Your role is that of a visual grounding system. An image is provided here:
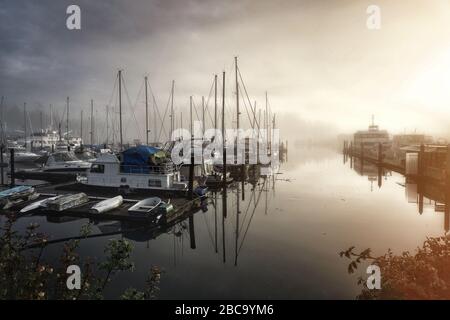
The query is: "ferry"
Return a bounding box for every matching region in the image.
[353,116,390,148]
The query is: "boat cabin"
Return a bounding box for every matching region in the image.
[84,146,187,191]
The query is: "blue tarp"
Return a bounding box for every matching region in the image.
[121,146,161,173]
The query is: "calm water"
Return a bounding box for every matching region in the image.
[4,146,447,299]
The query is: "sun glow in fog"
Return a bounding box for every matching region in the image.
[403,47,450,114]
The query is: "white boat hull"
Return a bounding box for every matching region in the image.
[19,196,58,213]
[90,196,123,214]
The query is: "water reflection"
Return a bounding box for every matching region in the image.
[11,146,439,299]
[18,165,278,274]
[345,154,450,234]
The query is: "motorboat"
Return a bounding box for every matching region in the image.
[42,151,91,173]
[14,151,41,163]
[89,195,123,214]
[45,193,89,211]
[0,186,40,210]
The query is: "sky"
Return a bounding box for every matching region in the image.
[1,0,450,143]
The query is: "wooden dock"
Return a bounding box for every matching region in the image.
[343,141,450,183]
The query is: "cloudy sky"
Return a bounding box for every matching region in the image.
[1,0,450,143]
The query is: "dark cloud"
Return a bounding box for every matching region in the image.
[1,0,449,142]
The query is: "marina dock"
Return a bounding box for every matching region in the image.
[343,141,450,184]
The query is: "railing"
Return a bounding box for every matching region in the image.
[119,163,175,175]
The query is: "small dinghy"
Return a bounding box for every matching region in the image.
[90,196,123,214]
[128,197,174,217]
[19,196,59,213]
[45,193,89,212]
[128,197,162,215]
[0,186,39,210]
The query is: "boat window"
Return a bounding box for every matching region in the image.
[121,177,127,183]
[90,164,105,173]
[148,179,162,187]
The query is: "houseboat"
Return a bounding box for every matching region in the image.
[80,146,188,193]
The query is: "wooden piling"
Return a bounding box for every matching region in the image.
[189,215,196,249]
[419,144,425,179]
[188,96,194,200]
[377,142,382,164]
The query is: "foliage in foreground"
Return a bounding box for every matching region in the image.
[341,236,450,299]
[0,216,162,300]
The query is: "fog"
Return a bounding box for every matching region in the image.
[2,0,450,144]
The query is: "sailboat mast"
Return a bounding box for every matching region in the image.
[222,71,227,188]
[180,111,183,139]
[80,109,83,148]
[66,96,69,142]
[235,57,239,131]
[106,105,109,146]
[23,102,27,148]
[214,75,218,131]
[170,80,175,140]
[145,76,149,145]
[265,91,268,148]
[189,96,194,200]
[40,111,43,150]
[49,104,53,131]
[202,96,205,138]
[119,70,123,150]
[90,99,94,146]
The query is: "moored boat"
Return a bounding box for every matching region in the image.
[19,196,59,213]
[43,151,91,173]
[0,186,39,210]
[128,197,174,218]
[82,146,187,193]
[89,195,123,214]
[45,193,89,212]
[128,197,162,215]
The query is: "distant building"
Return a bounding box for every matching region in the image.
[353,117,390,148]
[392,134,433,150]
[392,134,434,164]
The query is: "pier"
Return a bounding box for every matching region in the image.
[343,141,450,184]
